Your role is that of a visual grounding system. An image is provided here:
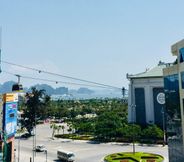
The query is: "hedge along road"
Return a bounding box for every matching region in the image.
[14,124,169,162]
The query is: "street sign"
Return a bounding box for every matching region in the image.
[157,92,165,105]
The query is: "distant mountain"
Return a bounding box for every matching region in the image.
[55,87,68,95]
[0,81,122,99]
[0,81,16,93]
[77,87,94,94]
[0,81,69,95]
[30,84,68,95]
[31,84,55,95]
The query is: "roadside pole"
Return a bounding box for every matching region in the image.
[32,127,34,162]
[131,104,136,154]
[45,150,47,162]
[156,92,166,146]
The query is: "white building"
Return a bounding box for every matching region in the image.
[127,62,168,127]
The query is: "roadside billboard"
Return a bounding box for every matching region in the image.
[3,102,18,137]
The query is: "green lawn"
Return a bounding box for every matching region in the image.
[104,152,164,162]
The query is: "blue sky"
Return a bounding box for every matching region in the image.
[0,0,183,89]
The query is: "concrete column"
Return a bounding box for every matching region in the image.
[144,86,154,124]
[128,83,132,123]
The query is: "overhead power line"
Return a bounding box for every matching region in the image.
[3,71,118,89]
[2,60,121,90]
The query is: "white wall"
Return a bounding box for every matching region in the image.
[128,77,164,124]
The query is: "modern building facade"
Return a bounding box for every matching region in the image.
[127,62,167,127]
[163,39,184,161]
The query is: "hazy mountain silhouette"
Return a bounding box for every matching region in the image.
[31,84,68,95]
[0,81,121,99]
[77,87,94,94]
[0,81,17,93]
[0,81,93,95]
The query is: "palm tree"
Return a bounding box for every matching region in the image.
[22,87,46,135]
[50,123,58,138]
[57,125,61,135]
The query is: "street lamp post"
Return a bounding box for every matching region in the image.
[131,104,136,154]
[17,123,21,162]
[34,113,37,157]
[122,86,136,153]
[32,126,34,162]
[45,150,47,162]
[162,107,166,146]
[156,92,166,146]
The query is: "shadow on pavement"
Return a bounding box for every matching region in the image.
[86,141,101,144]
[53,159,62,162]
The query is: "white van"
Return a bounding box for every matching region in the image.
[57,149,75,162]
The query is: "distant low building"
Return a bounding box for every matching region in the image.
[127,62,169,127]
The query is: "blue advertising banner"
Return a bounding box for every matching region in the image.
[3,102,18,138]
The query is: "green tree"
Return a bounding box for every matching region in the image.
[141,125,163,140]
[50,123,58,138]
[118,124,141,141]
[75,119,95,134]
[57,125,61,135]
[21,87,50,134]
[61,125,65,134]
[94,111,123,141]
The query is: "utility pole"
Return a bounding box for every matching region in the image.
[32,126,35,162]
[130,79,136,154]
[12,75,23,162]
[156,92,166,146]
[45,150,47,162]
[162,107,166,146]
[131,104,136,154]
[34,111,36,157]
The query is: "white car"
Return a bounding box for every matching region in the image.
[35,145,47,152]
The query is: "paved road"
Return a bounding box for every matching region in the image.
[15,124,169,162]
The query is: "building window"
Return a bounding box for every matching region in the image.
[181,72,184,89]
[179,48,184,63]
[183,99,184,116]
[134,88,146,125]
[163,74,183,161]
[153,88,164,128]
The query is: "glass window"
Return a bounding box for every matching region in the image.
[134,88,146,125]
[179,48,184,63]
[181,72,184,89]
[163,74,184,161]
[183,99,184,116]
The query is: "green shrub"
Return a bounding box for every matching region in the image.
[141,125,163,139]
